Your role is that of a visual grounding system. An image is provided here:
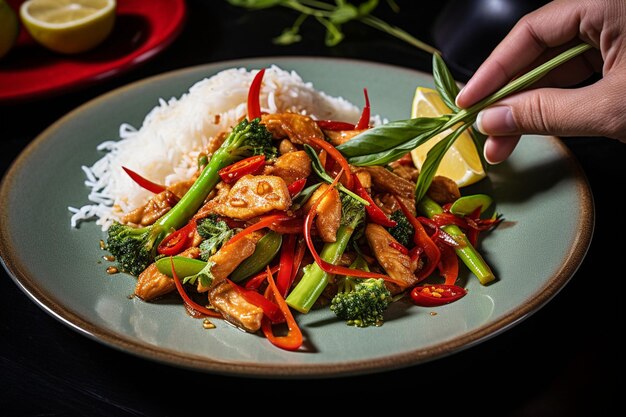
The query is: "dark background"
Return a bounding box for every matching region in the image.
[1,1,623,415]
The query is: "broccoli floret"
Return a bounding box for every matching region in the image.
[106,118,277,276]
[196,215,236,261]
[330,278,392,328]
[387,209,414,248]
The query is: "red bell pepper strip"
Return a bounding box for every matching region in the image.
[287,178,307,197]
[316,120,356,131]
[276,234,296,297]
[245,265,280,290]
[303,171,404,285]
[389,241,409,255]
[410,284,467,307]
[355,88,371,130]
[227,279,284,323]
[122,166,166,194]
[267,217,303,235]
[157,221,196,256]
[225,213,292,247]
[437,242,459,285]
[394,196,440,281]
[353,174,396,227]
[170,257,222,318]
[247,68,265,121]
[290,237,306,284]
[307,136,354,190]
[262,266,303,351]
[218,154,266,184]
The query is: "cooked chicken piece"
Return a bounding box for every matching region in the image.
[304,183,341,243]
[357,166,414,199]
[205,130,229,155]
[365,223,419,293]
[390,164,419,182]
[122,190,179,226]
[264,150,311,185]
[261,113,325,146]
[353,170,371,190]
[167,179,195,199]
[374,193,416,216]
[192,182,231,220]
[134,247,201,301]
[325,129,366,146]
[278,139,297,154]
[428,175,461,205]
[212,175,291,220]
[208,280,264,333]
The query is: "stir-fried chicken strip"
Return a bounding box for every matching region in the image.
[374,193,416,216]
[264,150,312,185]
[428,175,461,205]
[208,281,264,333]
[304,183,341,243]
[134,247,201,301]
[357,166,414,199]
[212,175,291,220]
[278,139,297,154]
[365,223,419,293]
[261,113,325,146]
[324,129,367,146]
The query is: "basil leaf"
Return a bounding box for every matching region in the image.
[433,52,460,112]
[414,126,469,203]
[336,116,450,157]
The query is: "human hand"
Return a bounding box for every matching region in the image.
[455,0,626,164]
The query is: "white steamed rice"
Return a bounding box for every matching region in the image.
[69,65,373,230]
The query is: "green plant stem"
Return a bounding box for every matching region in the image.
[418,196,495,285]
[361,15,439,55]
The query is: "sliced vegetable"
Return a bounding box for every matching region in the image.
[276,234,296,297]
[410,284,467,307]
[229,231,283,282]
[353,174,396,227]
[244,265,280,290]
[122,166,166,194]
[156,256,207,278]
[307,136,354,190]
[170,257,221,318]
[218,154,266,184]
[225,213,292,247]
[228,279,283,323]
[449,194,493,216]
[355,88,371,130]
[262,266,303,351]
[247,68,265,120]
[287,178,307,197]
[316,120,356,131]
[157,221,196,256]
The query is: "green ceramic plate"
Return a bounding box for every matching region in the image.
[0,57,594,377]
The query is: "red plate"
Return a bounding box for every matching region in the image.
[0,0,186,103]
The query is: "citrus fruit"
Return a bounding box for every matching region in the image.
[410,86,486,187]
[19,0,116,54]
[0,0,19,60]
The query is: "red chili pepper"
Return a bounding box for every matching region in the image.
[353,174,397,227]
[247,68,265,121]
[410,284,467,307]
[355,88,371,130]
[303,171,404,285]
[316,120,356,131]
[262,266,303,351]
[267,217,303,235]
[287,178,307,197]
[307,136,354,190]
[122,166,166,194]
[394,196,441,281]
[437,243,459,285]
[228,279,284,323]
[170,257,222,318]
[218,154,266,184]
[245,265,280,290]
[276,234,296,297]
[157,221,196,256]
[290,237,306,284]
[409,246,423,264]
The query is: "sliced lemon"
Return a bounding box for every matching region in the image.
[410,86,485,187]
[20,0,115,54]
[0,0,19,60]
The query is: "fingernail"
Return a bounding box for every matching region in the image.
[476,106,516,135]
[454,87,465,107]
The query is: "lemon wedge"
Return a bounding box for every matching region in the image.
[20,0,115,54]
[0,0,19,60]
[410,86,485,187]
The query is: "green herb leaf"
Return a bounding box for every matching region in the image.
[329,3,358,24]
[432,52,460,112]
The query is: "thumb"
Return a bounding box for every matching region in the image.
[475,78,626,140]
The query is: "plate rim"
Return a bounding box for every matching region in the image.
[0,56,595,378]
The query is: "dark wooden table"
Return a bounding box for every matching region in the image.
[1,1,622,415]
